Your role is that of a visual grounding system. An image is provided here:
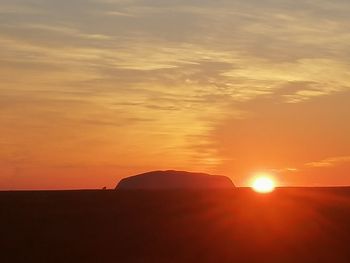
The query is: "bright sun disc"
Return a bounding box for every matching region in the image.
[252,177,275,193]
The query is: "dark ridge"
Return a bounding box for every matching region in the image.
[116,170,235,190]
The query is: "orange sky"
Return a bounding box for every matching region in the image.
[0,0,349,189]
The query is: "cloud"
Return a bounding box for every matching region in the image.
[0,2,43,14]
[1,0,350,104]
[306,156,350,168]
[1,0,350,188]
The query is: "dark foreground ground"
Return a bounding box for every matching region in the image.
[1,188,350,263]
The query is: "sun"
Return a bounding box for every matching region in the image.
[252,175,276,193]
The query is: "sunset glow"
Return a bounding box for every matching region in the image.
[0,0,349,190]
[252,176,276,193]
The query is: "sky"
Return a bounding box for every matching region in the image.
[0,0,349,189]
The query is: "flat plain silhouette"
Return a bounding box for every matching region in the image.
[2,187,350,262]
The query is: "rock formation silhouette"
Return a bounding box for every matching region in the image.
[116,170,235,189]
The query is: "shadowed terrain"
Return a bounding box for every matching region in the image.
[2,188,350,262]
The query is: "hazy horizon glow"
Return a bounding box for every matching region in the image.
[1,0,349,189]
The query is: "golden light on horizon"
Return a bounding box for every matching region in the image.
[252,175,276,193]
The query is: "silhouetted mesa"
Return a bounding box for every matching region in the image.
[116,170,235,190]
